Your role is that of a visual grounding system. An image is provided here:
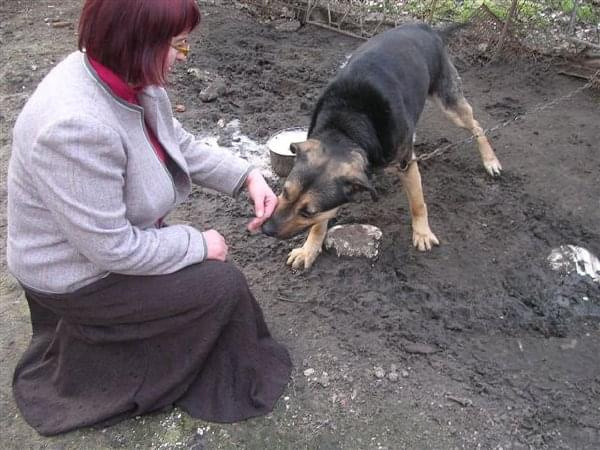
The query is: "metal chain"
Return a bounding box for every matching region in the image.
[411,69,599,165]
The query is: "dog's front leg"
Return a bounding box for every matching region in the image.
[287,220,328,270]
[399,161,440,251]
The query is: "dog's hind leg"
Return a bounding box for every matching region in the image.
[433,63,502,176]
[398,160,440,251]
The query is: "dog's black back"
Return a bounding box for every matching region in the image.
[308,23,456,168]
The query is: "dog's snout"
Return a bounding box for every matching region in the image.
[261,219,276,237]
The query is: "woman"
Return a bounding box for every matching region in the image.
[7,0,291,436]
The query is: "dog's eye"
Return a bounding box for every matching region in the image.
[299,208,314,218]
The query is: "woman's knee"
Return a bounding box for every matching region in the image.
[200,260,249,303]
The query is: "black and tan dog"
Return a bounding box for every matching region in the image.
[262,23,502,269]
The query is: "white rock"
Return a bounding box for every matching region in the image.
[275,20,301,32]
[303,368,315,377]
[548,245,600,283]
[318,371,330,387]
[325,224,382,259]
[373,366,385,379]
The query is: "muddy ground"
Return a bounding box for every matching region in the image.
[1,0,599,449]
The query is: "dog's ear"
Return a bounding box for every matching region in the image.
[341,175,379,202]
[290,140,321,155]
[289,141,312,155]
[289,142,302,155]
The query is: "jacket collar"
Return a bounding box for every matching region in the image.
[81,52,189,178]
[87,57,139,104]
[82,52,161,113]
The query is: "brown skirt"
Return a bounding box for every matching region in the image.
[13,261,292,436]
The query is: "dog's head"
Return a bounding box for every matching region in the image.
[262,138,378,239]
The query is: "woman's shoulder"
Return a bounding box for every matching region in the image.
[17,53,142,138]
[41,51,89,89]
[25,52,103,114]
[14,54,124,156]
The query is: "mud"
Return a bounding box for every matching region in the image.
[1,1,599,448]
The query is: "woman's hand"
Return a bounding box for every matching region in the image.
[245,168,278,233]
[202,229,228,261]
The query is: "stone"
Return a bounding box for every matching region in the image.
[318,372,330,387]
[404,343,440,355]
[373,366,385,379]
[324,224,382,260]
[187,67,207,80]
[200,79,227,103]
[274,20,301,33]
[548,245,600,283]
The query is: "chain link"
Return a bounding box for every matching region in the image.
[408,69,599,166]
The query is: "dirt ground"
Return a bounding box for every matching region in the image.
[1,0,599,449]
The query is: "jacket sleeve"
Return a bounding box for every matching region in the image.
[30,116,208,275]
[172,118,252,197]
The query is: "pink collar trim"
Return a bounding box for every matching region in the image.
[88,57,139,104]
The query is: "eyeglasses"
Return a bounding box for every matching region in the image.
[170,41,190,57]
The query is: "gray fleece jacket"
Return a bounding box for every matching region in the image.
[7,51,251,293]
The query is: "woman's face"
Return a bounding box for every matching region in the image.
[165,31,190,75]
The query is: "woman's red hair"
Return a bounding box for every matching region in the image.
[78,0,200,86]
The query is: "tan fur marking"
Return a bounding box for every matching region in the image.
[398,162,439,251]
[298,139,327,166]
[276,203,339,239]
[332,150,367,177]
[283,179,301,201]
[433,96,502,176]
[287,220,330,269]
[304,221,329,249]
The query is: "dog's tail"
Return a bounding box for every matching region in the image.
[436,22,470,43]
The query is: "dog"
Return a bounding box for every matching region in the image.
[262,23,502,269]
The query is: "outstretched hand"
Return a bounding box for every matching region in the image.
[244,168,277,233]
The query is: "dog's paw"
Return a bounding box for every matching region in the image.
[287,247,320,270]
[484,158,502,176]
[413,229,440,251]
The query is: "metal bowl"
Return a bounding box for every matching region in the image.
[266,127,308,177]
